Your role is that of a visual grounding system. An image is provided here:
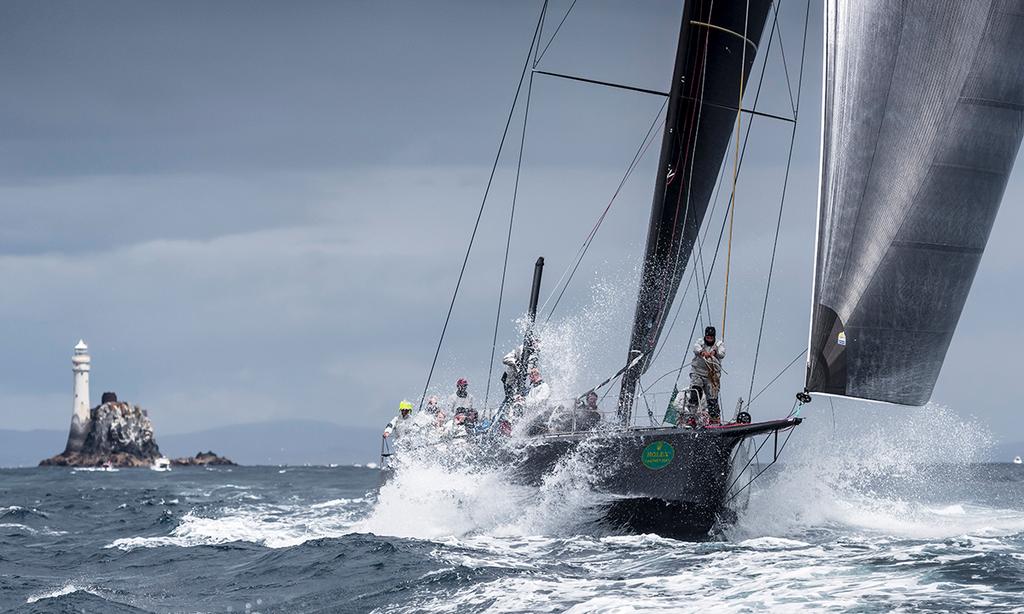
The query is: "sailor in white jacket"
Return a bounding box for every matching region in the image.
[446,378,475,418]
[689,326,725,423]
[522,367,551,410]
[383,400,414,439]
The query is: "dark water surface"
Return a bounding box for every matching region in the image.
[2,461,1023,613]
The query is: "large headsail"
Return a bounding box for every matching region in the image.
[807,0,1024,405]
[618,0,772,422]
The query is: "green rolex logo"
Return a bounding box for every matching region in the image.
[641,441,674,470]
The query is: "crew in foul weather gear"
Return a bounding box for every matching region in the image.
[446,378,476,419]
[383,400,414,439]
[425,395,441,415]
[520,367,550,410]
[443,411,471,439]
[573,390,602,430]
[501,345,537,402]
[690,326,725,424]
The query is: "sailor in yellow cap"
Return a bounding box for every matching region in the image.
[383,400,414,439]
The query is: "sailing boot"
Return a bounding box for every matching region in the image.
[682,387,701,427]
[707,398,721,425]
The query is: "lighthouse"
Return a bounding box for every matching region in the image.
[65,340,92,454]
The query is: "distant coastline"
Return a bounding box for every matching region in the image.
[2,420,380,468]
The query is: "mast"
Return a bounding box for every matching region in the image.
[617,0,771,424]
[527,256,544,322]
[514,257,544,395]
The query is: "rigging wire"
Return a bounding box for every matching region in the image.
[830,396,836,438]
[747,347,806,406]
[417,2,548,410]
[539,98,668,322]
[724,424,797,505]
[655,0,717,355]
[534,0,578,68]
[639,4,781,390]
[484,68,536,409]
[719,0,751,340]
[745,0,812,406]
[645,129,732,370]
[640,1,735,390]
[769,0,798,116]
[668,0,800,393]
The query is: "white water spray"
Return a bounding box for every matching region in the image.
[733,403,1024,540]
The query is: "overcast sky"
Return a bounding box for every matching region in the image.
[2,1,1021,447]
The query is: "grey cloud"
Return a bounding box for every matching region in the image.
[1,0,1021,451]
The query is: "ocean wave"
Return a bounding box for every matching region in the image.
[106,498,369,551]
[0,505,49,521]
[0,522,67,536]
[374,532,1024,613]
[733,405,1024,541]
[26,583,103,604]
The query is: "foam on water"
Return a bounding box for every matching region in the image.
[6,458,1021,612]
[26,584,104,604]
[732,403,1024,541]
[338,396,1024,611]
[108,496,370,551]
[383,529,1022,613]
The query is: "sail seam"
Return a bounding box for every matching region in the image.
[889,241,984,255]
[959,96,1024,111]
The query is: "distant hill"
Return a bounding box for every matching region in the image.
[0,420,381,467]
[0,429,67,468]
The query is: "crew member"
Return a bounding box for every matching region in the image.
[690,326,726,424]
[501,345,536,403]
[574,390,602,430]
[425,395,441,415]
[447,378,477,422]
[519,367,550,410]
[383,400,414,439]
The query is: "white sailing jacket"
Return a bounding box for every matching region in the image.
[690,339,726,378]
[383,413,411,438]
[524,380,551,409]
[446,392,475,415]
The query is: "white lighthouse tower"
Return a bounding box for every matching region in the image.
[65,339,92,454]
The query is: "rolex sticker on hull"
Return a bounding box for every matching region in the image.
[641,441,674,470]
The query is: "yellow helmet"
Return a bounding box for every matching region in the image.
[398,400,414,412]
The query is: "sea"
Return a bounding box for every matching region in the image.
[3,413,1024,613]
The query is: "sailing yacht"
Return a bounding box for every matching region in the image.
[404,0,1024,539]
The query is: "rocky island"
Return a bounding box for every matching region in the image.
[171,451,237,466]
[39,342,236,468]
[39,393,237,468]
[40,395,161,467]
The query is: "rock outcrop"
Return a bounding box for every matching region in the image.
[171,451,237,466]
[40,401,161,467]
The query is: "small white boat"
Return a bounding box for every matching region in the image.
[151,457,172,472]
[1014,456,1022,465]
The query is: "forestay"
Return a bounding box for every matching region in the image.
[807,0,1024,405]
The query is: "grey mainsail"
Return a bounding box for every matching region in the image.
[618,0,772,422]
[807,0,1024,405]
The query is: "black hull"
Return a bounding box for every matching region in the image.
[500,419,800,539]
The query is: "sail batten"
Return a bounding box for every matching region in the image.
[617,0,772,422]
[807,0,1024,406]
